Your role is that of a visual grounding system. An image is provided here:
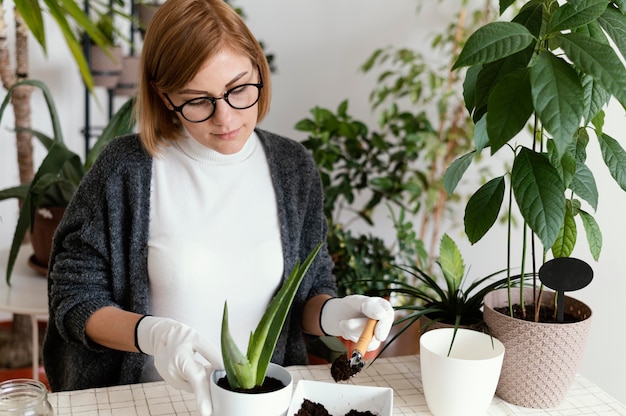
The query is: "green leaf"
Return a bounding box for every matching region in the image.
[598,132,626,191]
[464,176,506,244]
[15,0,46,49]
[511,148,566,248]
[221,243,321,389]
[453,22,534,69]
[558,32,626,110]
[597,5,626,65]
[443,151,475,195]
[486,68,533,153]
[547,0,608,34]
[580,209,602,260]
[530,52,584,154]
[221,302,252,390]
[438,234,464,294]
[570,162,598,210]
[582,74,610,124]
[551,203,576,258]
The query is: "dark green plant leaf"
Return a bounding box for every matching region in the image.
[547,140,576,188]
[570,162,598,210]
[500,0,516,14]
[558,32,626,110]
[582,74,610,125]
[464,176,506,244]
[598,132,626,191]
[486,68,533,153]
[473,115,489,153]
[580,209,602,260]
[511,148,566,249]
[453,22,534,69]
[551,203,576,258]
[597,5,626,65]
[443,151,475,195]
[462,64,481,115]
[547,0,608,34]
[530,52,584,154]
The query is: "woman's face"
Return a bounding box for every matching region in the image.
[162,49,260,155]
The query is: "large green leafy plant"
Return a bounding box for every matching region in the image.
[220,243,321,390]
[444,0,626,315]
[0,79,135,283]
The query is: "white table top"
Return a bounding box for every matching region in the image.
[48,355,626,415]
[0,248,48,316]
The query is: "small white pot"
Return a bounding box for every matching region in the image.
[209,363,293,416]
[420,328,505,416]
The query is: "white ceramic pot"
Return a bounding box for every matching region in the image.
[209,363,293,416]
[420,328,505,416]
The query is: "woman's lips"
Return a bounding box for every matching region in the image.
[213,128,240,141]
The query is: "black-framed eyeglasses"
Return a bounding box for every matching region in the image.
[164,68,263,123]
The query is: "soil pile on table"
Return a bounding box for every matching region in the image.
[294,398,378,416]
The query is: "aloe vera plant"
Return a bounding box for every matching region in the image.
[220,242,322,390]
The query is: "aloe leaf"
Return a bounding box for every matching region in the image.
[598,133,626,191]
[580,209,602,260]
[221,302,253,390]
[443,151,475,195]
[250,243,322,386]
[464,176,505,244]
[558,32,626,110]
[551,205,576,258]
[453,22,534,69]
[547,0,608,34]
[511,148,566,249]
[530,52,584,154]
[486,67,533,153]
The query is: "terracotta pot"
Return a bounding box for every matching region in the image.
[90,45,123,89]
[114,55,140,97]
[210,363,292,416]
[483,287,592,408]
[30,207,65,275]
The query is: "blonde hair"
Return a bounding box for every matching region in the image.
[135,0,272,155]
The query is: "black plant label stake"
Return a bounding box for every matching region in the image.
[538,257,593,322]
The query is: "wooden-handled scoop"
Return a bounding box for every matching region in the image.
[331,318,377,382]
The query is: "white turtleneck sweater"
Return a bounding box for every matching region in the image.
[147,131,284,354]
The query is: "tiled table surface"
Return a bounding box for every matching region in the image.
[49,355,626,415]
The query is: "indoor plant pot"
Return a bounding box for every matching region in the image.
[90,44,123,89]
[483,287,592,408]
[30,206,65,275]
[420,327,505,416]
[114,55,140,97]
[209,362,292,416]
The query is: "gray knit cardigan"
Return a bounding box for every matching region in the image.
[43,129,337,392]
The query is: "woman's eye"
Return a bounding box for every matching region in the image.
[229,85,248,95]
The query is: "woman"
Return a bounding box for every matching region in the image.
[43,0,393,414]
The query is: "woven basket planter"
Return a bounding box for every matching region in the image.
[90,45,123,89]
[483,287,592,408]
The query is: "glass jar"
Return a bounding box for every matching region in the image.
[0,379,53,415]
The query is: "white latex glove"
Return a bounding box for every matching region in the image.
[136,316,223,415]
[320,295,394,351]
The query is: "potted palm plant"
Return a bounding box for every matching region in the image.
[444,0,626,408]
[0,79,135,284]
[209,243,321,416]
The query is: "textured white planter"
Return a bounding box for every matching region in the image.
[420,328,505,416]
[483,287,592,408]
[209,363,293,416]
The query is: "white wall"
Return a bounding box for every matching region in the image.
[0,0,624,405]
